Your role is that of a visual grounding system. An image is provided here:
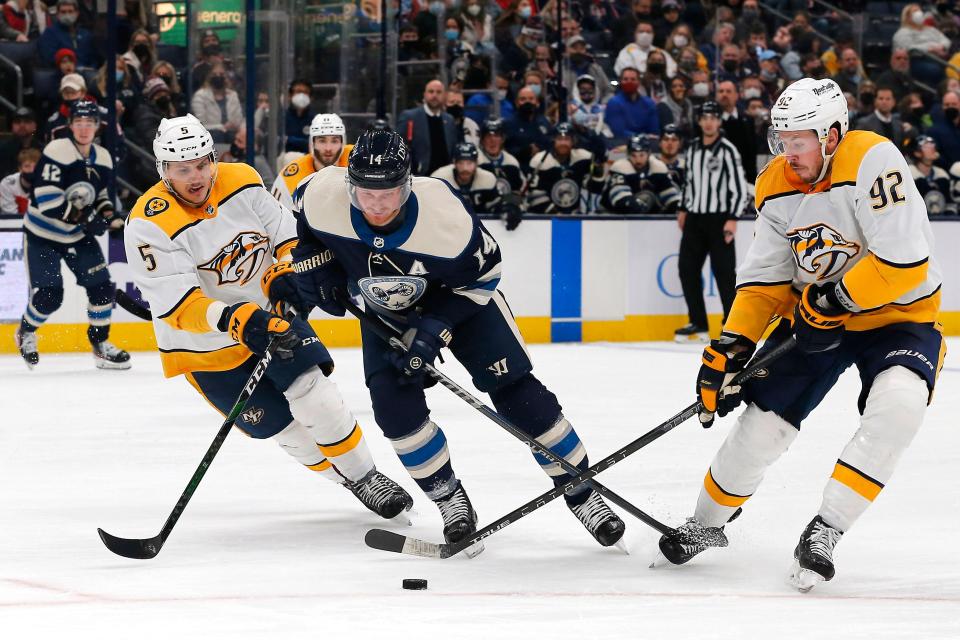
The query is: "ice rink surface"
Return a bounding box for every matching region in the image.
[1,340,958,639]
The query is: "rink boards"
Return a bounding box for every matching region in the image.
[1,218,959,353]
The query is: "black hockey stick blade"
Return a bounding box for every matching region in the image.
[115,289,153,321]
[97,528,163,560]
[364,529,454,559]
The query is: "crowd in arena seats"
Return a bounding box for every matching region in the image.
[1,0,960,220]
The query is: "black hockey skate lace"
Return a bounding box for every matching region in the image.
[571,492,615,532]
[355,473,402,510]
[806,521,841,561]
[437,488,472,525]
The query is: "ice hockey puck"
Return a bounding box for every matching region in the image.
[402,578,428,590]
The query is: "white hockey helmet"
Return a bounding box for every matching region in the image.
[310,113,345,140]
[767,78,848,182]
[153,114,217,194]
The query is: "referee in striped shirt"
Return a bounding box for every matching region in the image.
[675,100,749,343]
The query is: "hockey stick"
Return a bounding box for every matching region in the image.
[340,294,676,536]
[115,289,153,321]
[363,337,796,558]
[97,326,287,559]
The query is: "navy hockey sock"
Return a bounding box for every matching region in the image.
[86,282,114,345]
[388,420,458,500]
[21,286,63,332]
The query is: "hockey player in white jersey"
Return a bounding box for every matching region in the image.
[270,113,352,210]
[124,114,412,520]
[656,78,944,591]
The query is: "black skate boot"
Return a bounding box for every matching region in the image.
[435,482,484,558]
[15,328,39,369]
[567,490,626,549]
[674,323,709,344]
[653,517,729,566]
[93,340,132,370]
[346,470,414,520]
[788,515,843,592]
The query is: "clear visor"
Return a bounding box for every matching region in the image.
[346,178,412,213]
[162,153,217,181]
[767,129,824,156]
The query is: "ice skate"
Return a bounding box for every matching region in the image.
[347,470,414,523]
[435,482,484,558]
[787,516,842,593]
[567,490,627,551]
[650,517,728,568]
[15,328,39,369]
[93,341,132,370]
[674,323,709,344]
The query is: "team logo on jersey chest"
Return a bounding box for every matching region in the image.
[551,178,581,209]
[787,223,860,280]
[199,231,271,286]
[145,197,169,216]
[358,275,427,311]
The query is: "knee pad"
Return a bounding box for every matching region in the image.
[31,287,64,315]
[726,404,799,468]
[283,368,354,437]
[85,280,115,306]
[853,366,927,466]
[489,373,562,437]
[367,371,430,439]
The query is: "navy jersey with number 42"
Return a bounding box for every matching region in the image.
[296,166,503,327]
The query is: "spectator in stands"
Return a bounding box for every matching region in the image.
[831,47,868,95]
[775,27,804,81]
[132,76,174,145]
[121,28,155,90]
[0,146,38,217]
[493,0,534,41]
[688,68,713,108]
[907,135,954,215]
[655,0,684,47]
[504,85,551,167]
[605,67,660,141]
[615,21,676,78]
[715,79,757,182]
[459,0,494,55]
[152,60,185,114]
[191,29,224,91]
[0,107,41,177]
[92,55,138,124]
[819,30,856,78]
[699,22,735,71]
[740,75,769,106]
[744,96,771,144]
[612,0,654,51]
[446,86,479,145]
[497,15,542,79]
[715,44,748,85]
[44,72,90,139]
[532,43,557,89]
[799,52,826,80]
[757,50,785,97]
[666,26,705,73]
[191,61,244,146]
[657,74,694,138]
[894,4,951,86]
[220,125,274,183]
[874,49,915,101]
[899,91,929,133]
[282,79,315,154]
[38,0,97,68]
[566,35,611,103]
[570,74,612,140]
[397,78,457,175]
[928,90,960,170]
[852,81,877,127]
[522,68,548,110]
[1,0,46,41]
[54,46,75,75]
[854,87,906,148]
[643,49,670,103]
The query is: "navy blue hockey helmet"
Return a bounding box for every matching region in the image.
[661,123,682,139]
[347,128,412,209]
[554,122,575,139]
[628,134,653,154]
[481,117,505,136]
[69,100,100,123]
[453,141,479,162]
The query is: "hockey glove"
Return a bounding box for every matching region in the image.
[218,302,300,360]
[291,246,348,317]
[697,332,756,428]
[794,282,852,353]
[389,315,453,384]
[500,197,524,231]
[261,261,310,316]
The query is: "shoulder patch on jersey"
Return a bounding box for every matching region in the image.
[830,130,888,185]
[283,162,300,177]
[145,196,169,217]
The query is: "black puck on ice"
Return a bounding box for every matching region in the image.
[402,578,428,590]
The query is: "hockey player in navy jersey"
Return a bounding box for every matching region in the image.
[15,101,130,370]
[292,128,626,554]
[602,134,680,214]
[526,122,605,214]
[430,142,502,214]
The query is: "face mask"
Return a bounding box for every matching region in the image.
[496,88,507,100]
[518,102,537,116]
[859,92,875,108]
[760,69,778,81]
[528,83,542,97]
[945,107,960,122]
[523,37,538,50]
[722,59,738,72]
[445,28,460,41]
[59,13,77,26]
[133,43,150,59]
[570,53,589,65]
[753,108,769,121]
[743,8,758,18]
[446,104,464,119]
[115,70,124,82]
[155,96,171,110]
[210,75,226,90]
[911,10,924,24]
[911,106,925,119]
[635,32,653,48]
[519,6,531,18]
[230,143,243,158]
[647,62,666,75]
[466,3,481,16]
[620,79,639,94]
[579,92,595,104]
[202,44,221,57]
[291,92,310,109]
[158,75,173,88]
[680,58,697,71]
[743,87,762,99]
[429,1,444,15]
[673,35,688,48]
[692,82,709,97]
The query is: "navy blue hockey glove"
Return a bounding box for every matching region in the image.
[697,332,756,428]
[261,261,311,316]
[217,302,300,359]
[389,316,453,384]
[291,246,347,317]
[500,193,524,231]
[794,282,852,353]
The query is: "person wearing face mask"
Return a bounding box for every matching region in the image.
[191,29,227,91]
[928,90,960,170]
[757,50,785,96]
[504,85,552,167]
[894,3,952,86]
[614,22,677,79]
[688,70,712,106]
[38,0,100,68]
[715,44,748,85]
[191,61,245,147]
[605,67,660,142]
[129,77,177,189]
[898,92,930,133]
[282,80,316,154]
[654,0,684,47]
[498,16,543,79]
[459,0,494,54]
[566,36,612,103]
[122,28,156,90]
[45,72,106,142]
[570,75,612,139]
[445,87,480,146]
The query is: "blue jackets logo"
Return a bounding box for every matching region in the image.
[786,222,860,280]
[199,231,271,286]
[358,276,427,311]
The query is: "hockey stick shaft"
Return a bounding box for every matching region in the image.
[341,296,675,535]
[115,289,153,321]
[366,337,796,557]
